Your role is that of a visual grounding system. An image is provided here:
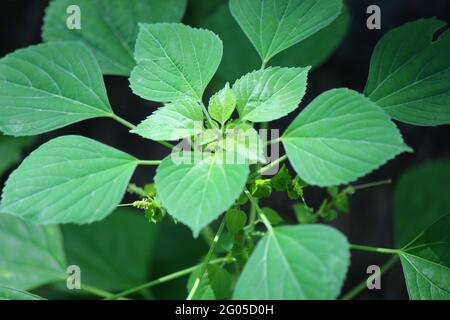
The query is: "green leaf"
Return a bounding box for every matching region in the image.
[151,219,208,299]
[365,18,450,126]
[270,4,350,68]
[0,286,45,300]
[208,83,236,125]
[395,160,450,247]
[0,134,35,176]
[0,214,65,290]
[286,176,304,200]
[233,224,350,299]
[399,214,450,300]
[317,201,337,222]
[222,124,266,164]
[207,264,232,299]
[186,264,232,300]
[282,88,411,186]
[0,42,112,136]
[155,151,249,236]
[42,0,187,75]
[0,135,138,224]
[261,207,283,225]
[233,67,309,122]
[203,3,349,83]
[251,179,272,198]
[130,23,223,102]
[225,208,247,235]
[293,203,317,224]
[271,164,292,192]
[61,209,157,291]
[229,0,342,63]
[131,99,203,141]
[187,267,215,300]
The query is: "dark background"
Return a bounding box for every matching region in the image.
[1,0,449,299]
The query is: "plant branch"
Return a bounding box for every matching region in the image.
[261,60,267,69]
[79,283,116,299]
[251,155,288,179]
[245,189,273,232]
[266,138,280,145]
[341,255,399,300]
[110,114,174,149]
[106,257,231,300]
[351,179,392,191]
[199,101,215,129]
[187,218,227,300]
[350,244,400,255]
[138,160,162,166]
[110,113,136,130]
[200,226,215,246]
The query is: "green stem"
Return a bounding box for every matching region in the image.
[201,226,215,246]
[110,114,174,149]
[138,160,162,166]
[110,113,136,130]
[266,138,280,145]
[249,204,257,231]
[244,189,273,232]
[106,257,230,300]
[251,155,288,179]
[187,219,226,300]
[351,179,392,191]
[117,203,134,207]
[350,244,400,255]
[79,283,115,299]
[199,101,215,129]
[341,255,399,300]
[261,60,267,70]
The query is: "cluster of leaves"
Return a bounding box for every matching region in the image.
[0,0,449,300]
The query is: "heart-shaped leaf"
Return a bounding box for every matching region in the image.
[203,3,350,82]
[395,160,450,247]
[282,88,411,186]
[229,0,342,63]
[131,99,203,141]
[155,151,249,236]
[399,214,450,300]
[233,67,309,122]
[0,214,65,290]
[233,224,350,299]
[130,23,223,102]
[0,135,138,224]
[43,0,187,75]
[0,42,112,136]
[365,18,450,126]
[61,209,157,291]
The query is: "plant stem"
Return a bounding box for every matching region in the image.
[201,226,215,246]
[117,203,135,207]
[266,138,280,145]
[106,257,230,300]
[110,113,136,130]
[350,244,400,255]
[244,189,273,232]
[110,114,174,149]
[187,219,226,300]
[251,154,288,179]
[79,283,115,299]
[199,101,215,129]
[341,255,399,300]
[261,60,267,69]
[351,179,392,191]
[138,160,162,166]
